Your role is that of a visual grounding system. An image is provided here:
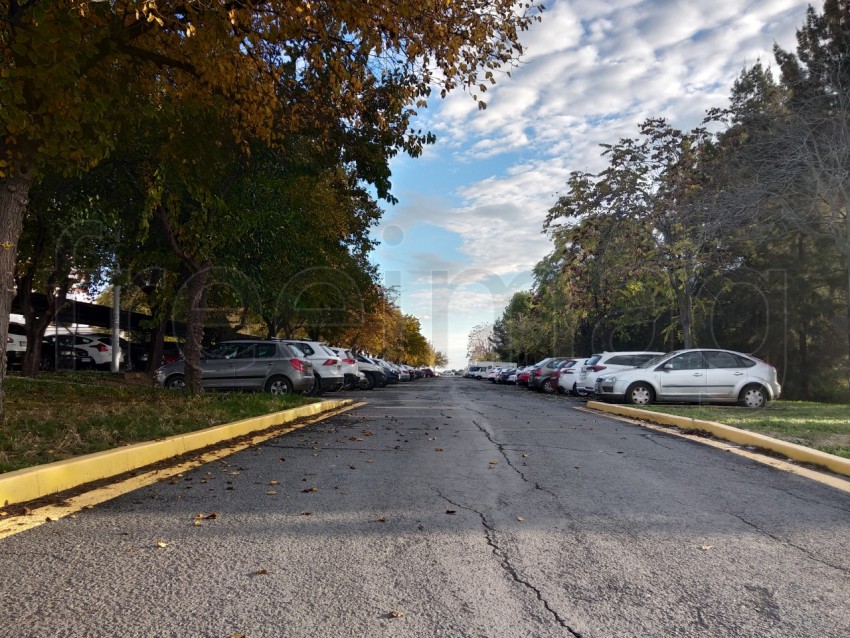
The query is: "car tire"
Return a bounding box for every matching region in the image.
[265,375,293,396]
[541,378,555,394]
[572,383,589,397]
[626,382,654,406]
[739,384,767,408]
[363,373,376,390]
[165,374,186,390]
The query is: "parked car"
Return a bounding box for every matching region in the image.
[155,339,314,395]
[352,353,389,389]
[280,339,344,395]
[161,343,184,366]
[529,357,569,393]
[577,351,666,395]
[593,349,781,408]
[42,333,125,370]
[330,347,362,390]
[555,358,587,395]
[39,339,94,371]
[5,322,27,368]
[506,369,518,384]
[497,368,515,384]
[370,357,400,384]
[516,365,533,387]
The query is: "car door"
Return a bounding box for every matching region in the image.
[704,350,749,400]
[656,351,707,401]
[234,342,282,389]
[201,343,242,388]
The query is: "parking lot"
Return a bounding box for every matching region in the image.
[2,377,849,637]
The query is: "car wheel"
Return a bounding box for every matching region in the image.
[266,375,293,396]
[572,383,588,397]
[165,374,186,390]
[363,373,376,390]
[541,378,555,394]
[626,382,654,406]
[378,377,388,388]
[739,384,767,408]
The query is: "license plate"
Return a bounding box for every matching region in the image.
[81,357,92,363]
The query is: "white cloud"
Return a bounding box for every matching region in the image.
[379,0,812,365]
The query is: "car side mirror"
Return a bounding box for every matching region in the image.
[662,363,673,371]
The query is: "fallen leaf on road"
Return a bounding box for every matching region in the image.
[267,491,278,495]
[362,430,374,436]
[350,437,364,442]
[489,461,498,465]
[435,448,444,452]
[388,610,405,618]
[302,487,317,493]
[300,511,312,516]
[517,516,525,522]
[376,516,386,523]
[156,540,168,548]
[269,480,280,486]
[445,509,456,515]
[255,568,269,576]
[701,545,714,551]
[522,454,528,458]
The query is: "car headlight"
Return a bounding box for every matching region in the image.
[600,376,618,383]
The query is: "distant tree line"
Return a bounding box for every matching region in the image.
[490,0,850,402]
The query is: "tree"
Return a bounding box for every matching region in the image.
[0,0,543,408]
[466,322,495,361]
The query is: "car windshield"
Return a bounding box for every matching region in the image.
[638,352,677,369]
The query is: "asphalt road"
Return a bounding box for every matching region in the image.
[2,378,850,637]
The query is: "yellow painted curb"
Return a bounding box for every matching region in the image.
[587,401,850,478]
[0,399,353,508]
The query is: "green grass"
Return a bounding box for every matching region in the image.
[0,372,315,473]
[638,401,850,459]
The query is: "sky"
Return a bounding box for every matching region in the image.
[369,0,813,369]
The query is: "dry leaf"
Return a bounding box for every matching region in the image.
[300,511,312,516]
[522,454,528,458]
[445,509,457,515]
[269,480,280,486]
[204,512,218,520]
[701,544,714,551]
[267,491,278,495]
[301,487,317,493]
[489,461,498,465]
[516,516,525,522]
[362,430,374,436]
[376,516,386,523]
[388,610,405,618]
[350,437,364,442]
[156,540,168,548]
[255,568,269,576]
[434,448,444,452]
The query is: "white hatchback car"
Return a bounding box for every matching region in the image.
[578,351,665,395]
[594,349,781,408]
[280,340,344,395]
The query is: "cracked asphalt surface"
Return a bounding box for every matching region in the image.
[3,378,850,637]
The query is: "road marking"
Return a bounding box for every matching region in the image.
[0,403,365,541]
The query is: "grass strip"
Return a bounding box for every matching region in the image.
[638,401,850,459]
[1,372,315,473]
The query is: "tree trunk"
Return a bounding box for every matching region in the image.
[183,266,211,395]
[0,173,32,419]
[147,316,168,375]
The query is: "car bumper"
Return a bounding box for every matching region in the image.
[318,374,344,391]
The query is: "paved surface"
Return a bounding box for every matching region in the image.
[2,378,850,637]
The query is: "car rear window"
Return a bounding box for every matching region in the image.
[8,323,26,335]
[605,355,635,366]
[584,355,602,366]
[320,344,338,357]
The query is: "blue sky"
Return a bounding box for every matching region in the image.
[370,0,812,369]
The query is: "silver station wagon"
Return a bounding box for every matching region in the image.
[593,348,781,408]
[155,340,314,395]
